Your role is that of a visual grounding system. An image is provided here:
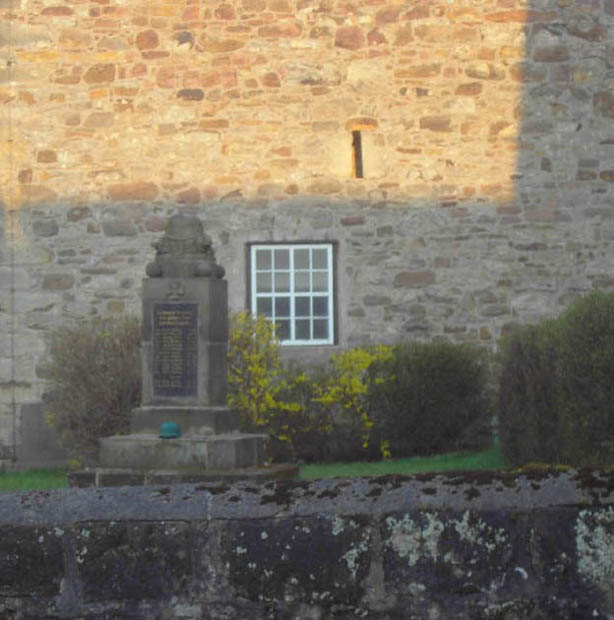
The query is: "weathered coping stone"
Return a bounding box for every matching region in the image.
[67,464,299,487]
[0,470,613,619]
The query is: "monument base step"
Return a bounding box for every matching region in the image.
[67,463,299,488]
[131,405,239,435]
[99,432,267,470]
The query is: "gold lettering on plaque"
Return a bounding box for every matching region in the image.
[153,303,198,397]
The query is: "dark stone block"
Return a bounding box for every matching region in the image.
[363,295,391,306]
[382,510,516,604]
[529,508,584,594]
[0,526,64,596]
[220,515,369,605]
[102,218,137,237]
[42,274,75,291]
[76,521,193,602]
[32,220,59,237]
[177,88,204,101]
[67,471,96,488]
[97,471,146,487]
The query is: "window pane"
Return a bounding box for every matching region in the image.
[256,297,272,317]
[256,272,271,293]
[313,272,328,292]
[313,296,328,317]
[295,272,310,292]
[313,248,328,269]
[276,320,290,341]
[274,249,289,269]
[250,244,334,345]
[256,249,271,270]
[295,319,310,340]
[274,271,290,292]
[275,296,290,317]
[295,296,310,316]
[313,319,328,340]
[294,248,309,269]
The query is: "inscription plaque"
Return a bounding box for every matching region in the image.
[153,303,198,397]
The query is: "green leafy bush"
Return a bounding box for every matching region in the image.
[557,291,614,466]
[41,316,141,465]
[228,314,493,462]
[367,341,493,458]
[498,291,614,467]
[497,321,562,466]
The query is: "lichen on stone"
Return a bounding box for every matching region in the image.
[341,529,370,579]
[576,506,614,584]
[385,512,444,566]
[331,516,358,536]
[452,510,509,555]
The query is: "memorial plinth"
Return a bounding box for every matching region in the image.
[90,214,297,486]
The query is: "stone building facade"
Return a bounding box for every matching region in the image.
[1,0,614,465]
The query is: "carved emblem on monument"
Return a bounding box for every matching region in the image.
[166,281,185,300]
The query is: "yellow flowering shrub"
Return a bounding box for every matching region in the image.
[227,312,393,461]
[314,345,393,459]
[227,311,325,460]
[227,310,283,432]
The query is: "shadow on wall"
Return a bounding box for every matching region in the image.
[514,0,614,317]
[1,0,614,467]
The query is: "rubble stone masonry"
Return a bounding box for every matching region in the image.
[1,0,614,463]
[1,471,614,618]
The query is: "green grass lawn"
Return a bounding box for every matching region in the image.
[0,468,68,491]
[0,447,507,489]
[298,446,507,480]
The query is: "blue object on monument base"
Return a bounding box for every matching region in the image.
[159,421,181,439]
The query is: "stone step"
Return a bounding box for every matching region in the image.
[130,406,240,435]
[99,432,267,470]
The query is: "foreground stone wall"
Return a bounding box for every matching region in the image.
[2,0,614,463]
[0,471,613,619]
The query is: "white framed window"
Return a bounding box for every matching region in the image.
[250,243,335,345]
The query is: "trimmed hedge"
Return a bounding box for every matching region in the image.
[367,341,493,458]
[557,292,614,466]
[498,321,562,466]
[499,291,614,467]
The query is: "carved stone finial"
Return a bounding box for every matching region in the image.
[145,213,225,279]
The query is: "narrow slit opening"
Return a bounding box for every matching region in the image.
[352,130,364,179]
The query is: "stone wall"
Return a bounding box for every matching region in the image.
[1,0,614,463]
[1,471,614,618]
